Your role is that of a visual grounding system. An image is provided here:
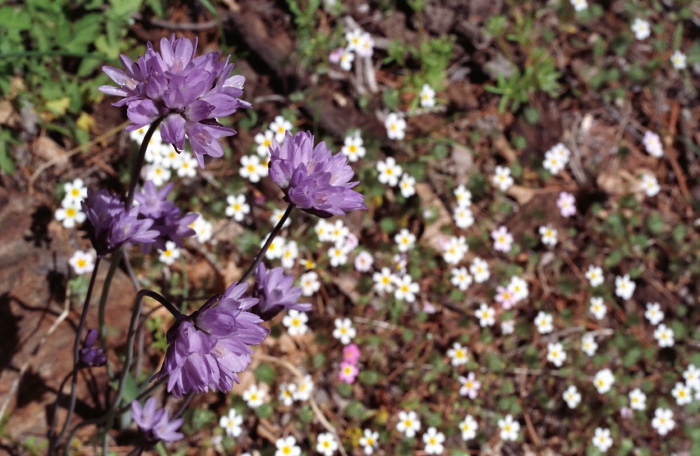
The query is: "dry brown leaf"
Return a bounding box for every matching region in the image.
[414,182,452,252]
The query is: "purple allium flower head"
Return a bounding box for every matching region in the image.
[153,282,269,397]
[99,35,251,168]
[134,180,197,251]
[251,263,312,320]
[131,397,184,445]
[82,190,159,257]
[269,131,367,218]
[79,329,106,367]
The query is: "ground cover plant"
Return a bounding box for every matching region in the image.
[0,0,699,455]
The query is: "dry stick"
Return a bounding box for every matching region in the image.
[50,257,102,455]
[28,120,130,195]
[254,353,348,456]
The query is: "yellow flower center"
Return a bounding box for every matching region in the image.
[66,208,76,217]
[349,145,357,152]
[77,259,86,268]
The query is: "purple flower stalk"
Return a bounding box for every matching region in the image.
[131,397,184,445]
[251,263,311,320]
[99,35,251,167]
[82,190,159,257]
[78,329,106,367]
[269,131,366,218]
[153,282,269,397]
[134,180,197,251]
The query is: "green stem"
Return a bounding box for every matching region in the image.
[239,204,295,283]
[125,117,165,209]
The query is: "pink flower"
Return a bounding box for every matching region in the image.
[329,48,344,64]
[491,226,513,253]
[343,344,361,365]
[458,372,481,399]
[494,286,516,310]
[338,362,359,383]
[557,192,576,217]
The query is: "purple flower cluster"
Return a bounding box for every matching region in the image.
[78,329,106,367]
[251,263,311,320]
[269,131,366,218]
[134,181,197,251]
[99,35,251,167]
[153,282,269,397]
[131,397,183,445]
[82,190,159,257]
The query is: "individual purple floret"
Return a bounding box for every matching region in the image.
[251,263,311,320]
[99,35,251,168]
[78,329,106,367]
[134,181,196,251]
[269,131,367,218]
[152,282,269,397]
[82,190,159,257]
[131,397,184,445]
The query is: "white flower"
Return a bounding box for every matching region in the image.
[670,50,687,70]
[242,384,266,408]
[631,18,651,40]
[174,151,198,177]
[653,323,674,347]
[592,427,613,452]
[589,297,607,320]
[640,173,660,197]
[55,199,86,229]
[470,257,490,283]
[293,374,314,401]
[628,388,646,411]
[643,131,664,158]
[422,427,445,455]
[396,410,421,438]
[671,382,692,405]
[314,219,333,242]
[450,267,473,291]
[394,229,416,252]
[225,194,250,221]
[393,274,419,302]
[507,276,529,302]
[270,208,292,230]
[651,408,675,436]
[454,184,472,208]
[614,274,635,300]
[219,408,243,437]
[145,163,171,186]
[275,436,301,456]
[593,368,615,394]
[534,311,553,334]
[399,173,416,198]
[316,432,338,456]
[373,267,395,293]
[262,235,286,260]
[300,271,320,296]
[239,155,264,183]
[442,235,469,264]
[546,342,567,367]
[453,206,474,229]
[280,240,298,269]
[341,132,366,162]
[539,225,558,246]
[160,146,182,169]
[476,303,496,327]
[278,382,297,406]
[542,148,568,175]
[501,320,515,334]
[62,178,87,205]
[581,333,598,356]
[563,385,581,409]
[419,84,436,108]
[458,415,478,441]
[585,265,604,287]
[339,48,355,70]
[354,251,374,272]
[447,342,469,366]
[328,244,349,267]
[385,113,407,140]
[282,310,309,336]
[683,364,700,390]
[492,165,514,191]
[68,250,95,275]
[645,302,664,325]
[333,318,356,345]
[269,115,293,143]
[254,130,275,156]
[359,429,379,454]
[498,415,520,441]
[345,29,363,53]
[158,241,180,265]
[377,157,403,186]
[190,215,212,243]
[570,0,588,12]
[491,226,513,252]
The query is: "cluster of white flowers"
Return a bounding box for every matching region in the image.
[132,128,199,184]
[442,235,469,264]
[55,178,88,229]
[242,115,293,183]
[278,374,314,406]
[384,113,407,140]
[189,213,213,243]
[542,143,571,175]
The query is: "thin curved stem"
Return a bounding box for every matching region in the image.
[49,257,102,455]
[98,250,123,381]
[125,118,165,210]
[239,204,295,283]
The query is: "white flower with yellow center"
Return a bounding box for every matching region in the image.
[254,130,275,156]
[476,303,495,327]
[225,193,250,221]
[631,18,651,40]
[242,384,266,408]
[581,333,598,356]
[274,436,301,456]
[146,163,171,186]
[62,178,87,205]
[263,235,286,260]
[534,311,553,334]
[333,318,356,345]
[640,173,660,197]
[377,156,403,186]
[158,241,180,265]
[563,385,581,408]
[300,271,320,296]
[282,310,308,337]
[422,427,444,454]
[585,265,604,287]
[394,228,416,253]
[396,410,421,438]
[359,429,379,454]
[547,342,567,367]
[218,408,242,437]
[419,84,436,108]
[614,274,635,300]
[593,368,615,394]
[459,415,478,441]
[393,274,419,303]
[589,296,607,320]
[293,374,314,401]
[278,382,297,406]
[492,166,513,191]
[69,250,95,275]
[654,323,674,348]
[592,427,612,452]
[470,257,490,283]
[269,115,293,143]
[672,382,691,405]
[239,154,263,183]
[498,415,520,441]
[447,342,468,366]
[384,113,407,141]
[670,50,687,70]
[399,173,416,198]
[628,388,646,411]
[316,432,338,456]
[372,267,395,293]
[341,132,366,162]
[651,408,675,435]
[570,0,588,12]
[539,225,558,246]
